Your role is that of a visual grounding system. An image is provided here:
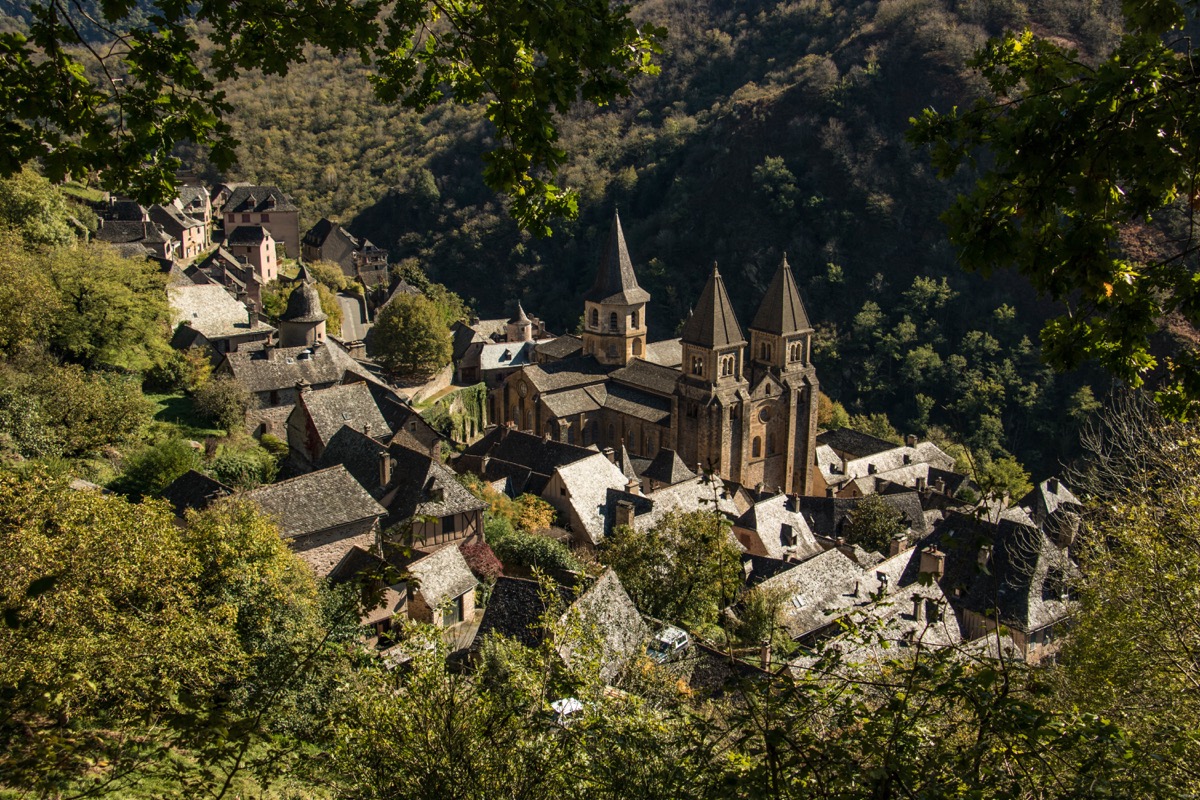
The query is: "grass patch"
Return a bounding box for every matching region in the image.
[145,392,224,439]
[60,181,107,204]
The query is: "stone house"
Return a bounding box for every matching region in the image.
[406,546,478,628]
[301,218,389,281]
[245,465,387,577]
[222,185,300,257]
[168,283,274,356]
[224,224,278,284]
[149,202,207,261]
[287,382,389,466]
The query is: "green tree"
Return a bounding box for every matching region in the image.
[910,0,1200,415]
[842,493,907,554]
[45,241,172,372]
[600,508,740,631]
[847,412,903,444]
[373,293,452,378]
[1,0,663,232]
[0,228,58,354]
[0,168,76,246]
[194,375,252,433]
[111,437,200,500]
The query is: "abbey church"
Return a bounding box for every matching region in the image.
[489,212,821,495]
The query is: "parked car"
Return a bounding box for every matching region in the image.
[647,626,690,664]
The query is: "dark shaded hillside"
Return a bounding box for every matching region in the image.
[202,0,1121,473]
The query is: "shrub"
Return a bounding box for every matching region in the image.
[489,527,580,575]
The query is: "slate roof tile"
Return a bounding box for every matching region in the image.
[246,465,385,538]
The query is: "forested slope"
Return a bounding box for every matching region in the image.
[198,0,1122,473]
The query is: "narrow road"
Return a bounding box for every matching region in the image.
[337,292,371,342]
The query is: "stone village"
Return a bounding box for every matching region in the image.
[101,179,1080,684]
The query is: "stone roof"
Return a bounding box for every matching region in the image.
[475,576,576,649]
[283,281,327,323]
[741,553,798,587]
[610,358,680,396]
[520,357,610,394]
[222,342,352,394]
[169,284,268,340]
[817,428,899,460]
[317,425,391,496]
[509,302,530,324]
[602,382,671,424]
[480,340,536,372]
[1019,477,1081,522]
[384,446,486,523]
[226,224,271,246]
[246,465,386,539]
[178,185,209,207]
[555,452,631,544]
[584,211,650,305]
[535,335,583,361]
[759,548,865,638]
[541,386,604,419]
[408,545,477,608]
[298,382,389,448]
[557,570,648,683]
[302,217,342,248]
[160,469,231,515]
[149,203,205,235]
[750,255,811,336]
[797,492,929,541]
[642,338,682,368]
[95,219,171,245]
[736,494,824,562]
[225,185,298,213]
[631,475,741,534]
[642,448,696,486]
[459,427,595,479]
[680,265,746,349]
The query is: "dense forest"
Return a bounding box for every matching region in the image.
[168,0,1123,475]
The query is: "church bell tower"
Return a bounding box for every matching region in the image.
[582,212,650,367]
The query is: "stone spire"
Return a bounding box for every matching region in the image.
[680,263,746,348]
[750,254,811,335]
[584,211,650,305]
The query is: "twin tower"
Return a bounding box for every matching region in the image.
[574,212,821,496]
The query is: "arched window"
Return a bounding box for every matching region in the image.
[752,437,762,458]
[510,405,519,425]
[767,432,777,455]
[526,409,535,431]
[609,311,618,331]
[631,309,639,328]
[691,355,704,375]
[608,423,616,441]
[590,308,599,328]
[567,425,576,445]
[633,338,643,356]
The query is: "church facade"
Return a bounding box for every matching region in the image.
[488,213,821,496]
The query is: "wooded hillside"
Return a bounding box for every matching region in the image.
[193,0,1121,475]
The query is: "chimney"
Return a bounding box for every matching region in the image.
[602,446,615,464]
[919,546,946,580]
[912,594,924,622]
[888,537,903,557]
[906,434,918,448]
[759,639,772,668]
[915,476,927,492]
[934,477,946,494]
[364,422,371,439]
[925,598,941,623]
[295,379,310,395]
[626,476,641,495]
[378,451,392,490]
[614,499,635,529]
[825,486,835,498]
